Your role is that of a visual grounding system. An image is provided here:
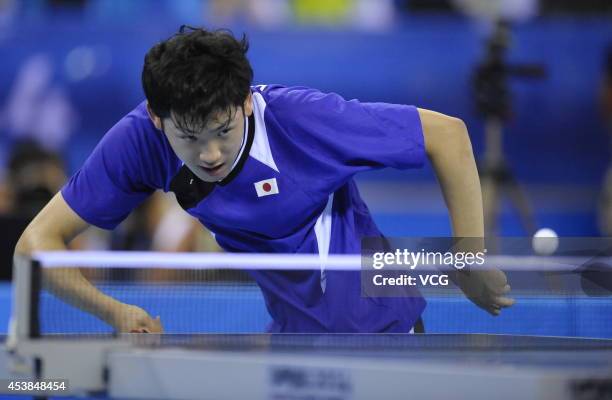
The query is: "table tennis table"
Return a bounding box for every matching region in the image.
[0,333,611,400]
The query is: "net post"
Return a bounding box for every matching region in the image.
[9,254,40,347]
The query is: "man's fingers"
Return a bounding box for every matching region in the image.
[490,308,501,316]
[493,296,515,308]
[481,296,515,316]
[489,284,511,296]
[478,294,515,316]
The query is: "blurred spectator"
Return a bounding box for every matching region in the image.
[4,140,65,220]
[0,141,111,278]
[0,141,67,280]
[0,142,218,267]
[111,191,220,253]
[1,54,77,151]
[0,141,220,281]
[0,213,26,280]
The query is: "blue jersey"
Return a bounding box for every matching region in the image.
[62,85,427,333]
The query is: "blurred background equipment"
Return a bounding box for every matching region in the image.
[598,45,612,236]
[451,0,539,21]
[473,19,546,239]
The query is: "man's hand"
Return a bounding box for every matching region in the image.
[456,268,515,315]
[108,304,163,333]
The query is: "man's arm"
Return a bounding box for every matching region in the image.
[419,109,483,236]
[418,108,514,315]
[15,192,162,332]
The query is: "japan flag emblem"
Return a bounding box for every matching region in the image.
[254,178,279,197]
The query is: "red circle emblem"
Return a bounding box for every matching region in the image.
[262,182,272,192]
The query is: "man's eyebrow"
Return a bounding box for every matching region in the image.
[210,119,232,131]
[173,126,199,136]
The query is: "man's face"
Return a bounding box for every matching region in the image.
[150,96,252,182]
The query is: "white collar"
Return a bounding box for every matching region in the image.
[220,113,248,181]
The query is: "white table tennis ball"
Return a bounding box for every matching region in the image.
[532,228,559,256]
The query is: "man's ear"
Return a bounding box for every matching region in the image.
[243,93,253,117]
[146,102,163,131]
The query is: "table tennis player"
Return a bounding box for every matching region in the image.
[15,26,514,333]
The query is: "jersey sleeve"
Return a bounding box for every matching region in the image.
[61,103,170,230]
[261,86,426,186]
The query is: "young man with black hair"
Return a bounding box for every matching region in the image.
[15,27,514,333]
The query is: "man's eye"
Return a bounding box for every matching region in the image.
[181,135,197,141]
[218,128,231,137]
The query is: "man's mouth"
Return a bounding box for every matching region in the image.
[199,163,225,177]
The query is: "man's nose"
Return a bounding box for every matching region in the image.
[199,143,222,166]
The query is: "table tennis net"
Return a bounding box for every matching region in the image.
[16,251,612,338]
